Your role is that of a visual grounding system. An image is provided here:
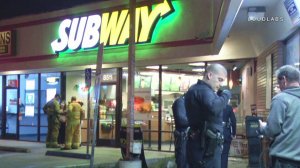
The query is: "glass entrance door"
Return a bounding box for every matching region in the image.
[97,84,117,146]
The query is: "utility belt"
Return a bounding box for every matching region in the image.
[174,127,190,140]
[206,129,224,144]
[189,125,224,157]
[222,121,231,129]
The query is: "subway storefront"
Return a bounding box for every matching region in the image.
[0,0,241,151]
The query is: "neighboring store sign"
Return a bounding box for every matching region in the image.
[0,30,14,56]
[284,0,300,25]
[51,0,174,53]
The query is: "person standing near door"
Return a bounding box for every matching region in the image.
[43,94,63,148]
[259,65,300,167]
[221,101,236,168]
[62,96,84,150]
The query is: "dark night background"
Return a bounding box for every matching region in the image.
[0,0,110,20]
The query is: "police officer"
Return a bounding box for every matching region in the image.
[43,94,63,148]
[221,102,236,168]
[185,64,231,168]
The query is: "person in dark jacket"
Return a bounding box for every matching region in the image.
[259,65,300,167]
[172,95,189,168]
[185,64,231,168]
[221,102,236,168]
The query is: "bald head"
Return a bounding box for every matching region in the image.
[205,64,227,77]
[203,63,228,91]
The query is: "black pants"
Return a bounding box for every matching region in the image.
[58,122,65,144]
[221,140,231,168]
[187,133,222,168]
[174,130,189,168]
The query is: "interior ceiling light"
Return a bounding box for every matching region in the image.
[188,62,205,66]
[248,6,266,21]
[233,65,237,71]
[139,71,158,76]
[145,66,168,69]
[192,68,205,72]
[46,77,59,85]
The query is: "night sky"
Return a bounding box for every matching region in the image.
[0,0,109,20]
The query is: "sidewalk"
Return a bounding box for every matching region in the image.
[0,140,248,168]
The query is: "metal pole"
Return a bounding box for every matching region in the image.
[86,91,90,155]
[126,0,136,160]
[90,43,104,168]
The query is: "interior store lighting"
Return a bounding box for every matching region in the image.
[145,66,168,69]
[248,6,266,21]
[192,68,205,72]
[46,77,59,85]
[139,71,158,76]
[233,65,237,71]
[229,79,233,89]
[188,62,205,66]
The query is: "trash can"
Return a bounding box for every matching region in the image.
[245,116,262,168]
[120,126,148,168]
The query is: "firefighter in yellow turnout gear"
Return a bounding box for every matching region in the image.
[63,96,84,150]
[43,94,63,148]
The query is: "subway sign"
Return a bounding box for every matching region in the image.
[51,0,174,53]
[0,30,14,56]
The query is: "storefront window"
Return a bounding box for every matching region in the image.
[0,76,2,137]
[19,74,39,141]
[5,75,18,137]
[285,32,300,68]
[121,64,201,151]
[65,70,88,143]
[161,65,200,151]
[65,71,87,113]
[40,73,61,142]
[122,67,159,150]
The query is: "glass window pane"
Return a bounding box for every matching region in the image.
[6,75,18,88]
[6,75,18,136]
[285,33,300,67]
[40,73,61,142]
[0,76,2,137]
[19,74,38,141]
[122,67,159,150]
[161,64,200,151]
[65,71,87,144]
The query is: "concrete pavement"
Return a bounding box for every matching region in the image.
[0,140,248,168]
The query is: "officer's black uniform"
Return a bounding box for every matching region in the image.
[221,104,236,168]
[185,80,230,168]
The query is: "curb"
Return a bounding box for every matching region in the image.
[0,146,31,153]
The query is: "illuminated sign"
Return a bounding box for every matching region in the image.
[51,0,174,53]
[0,30,14,56]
